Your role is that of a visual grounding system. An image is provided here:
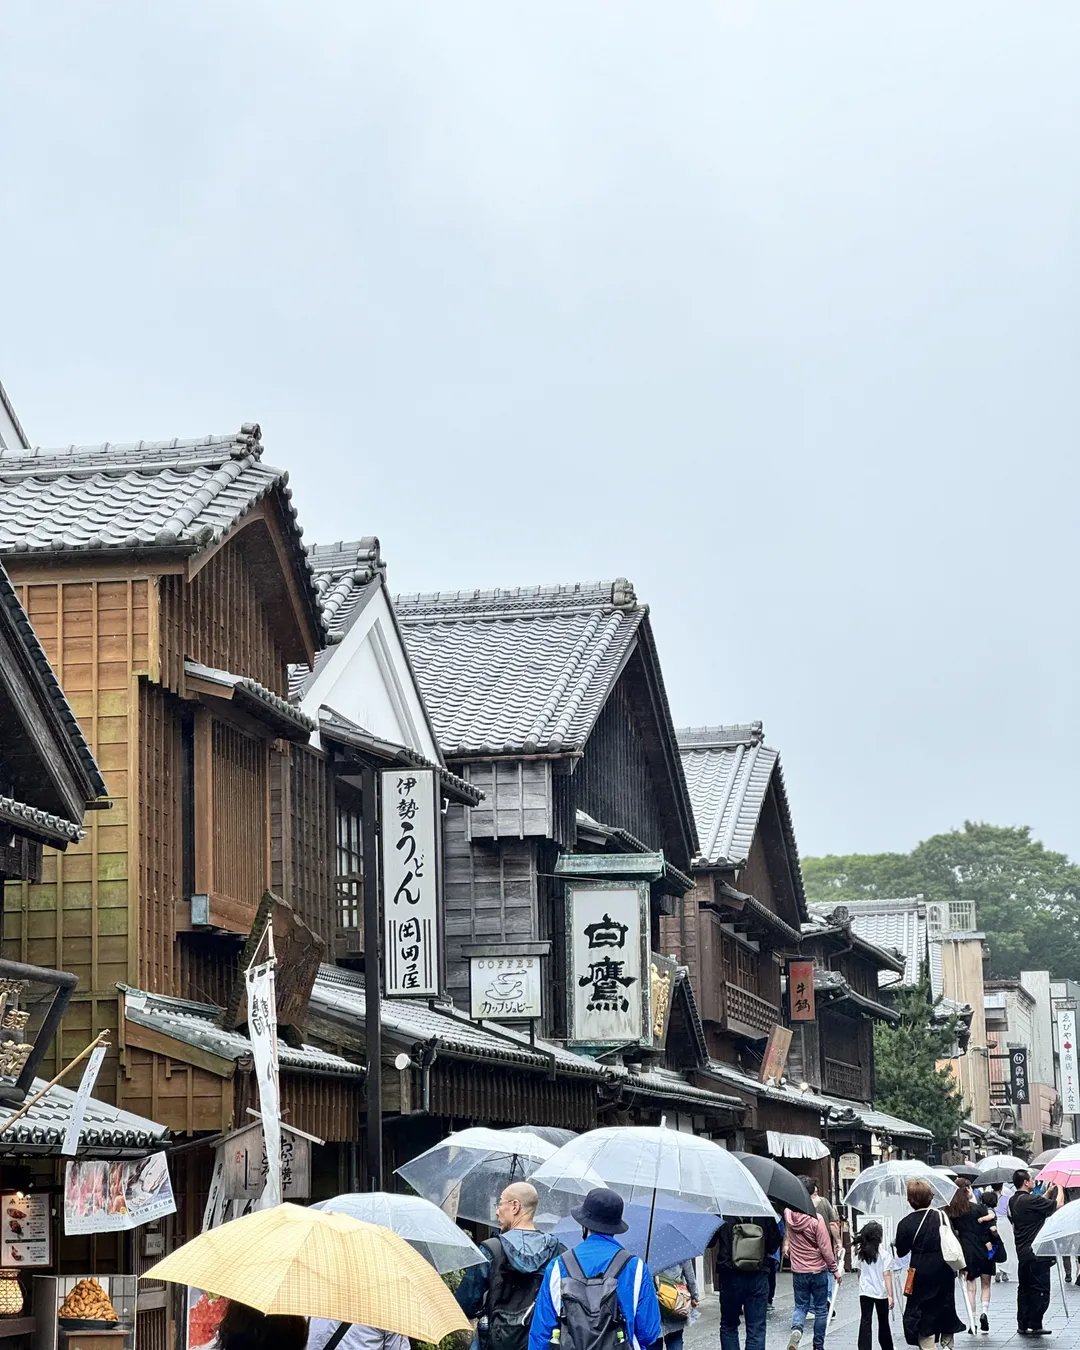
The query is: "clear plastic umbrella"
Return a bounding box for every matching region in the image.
[1033,1198,1080,1257]
[974,1154,1030,1187]
[544,1197,721,1269]
[396,1126,560,1225]
[312,1193,486,1273]
[530,1125,773,1217]
[504,1125,579,1148]
[845,1161,957,1217]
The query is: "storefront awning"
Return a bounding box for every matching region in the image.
[767,1131,831,1160]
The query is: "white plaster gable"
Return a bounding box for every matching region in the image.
[298,581,440,761]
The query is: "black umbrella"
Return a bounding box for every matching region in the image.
[503,1125,578,1148]
[732,1153,815,1215]
[1032,1148,1063,1169]
[949,1164,982,1182]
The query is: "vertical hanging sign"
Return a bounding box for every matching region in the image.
[381,768,440,997]
[787,961,816,1021]
[1059,1008,1079,1115]
[244,957,282,1209]
[566,883,650,1046]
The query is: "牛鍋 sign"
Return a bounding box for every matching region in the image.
[381,769,440,997]
[469,956,542,1020]
[566,883,650,1046]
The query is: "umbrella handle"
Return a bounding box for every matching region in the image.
[645,1189,657,1265]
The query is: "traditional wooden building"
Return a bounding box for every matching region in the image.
[0,428,371,1187]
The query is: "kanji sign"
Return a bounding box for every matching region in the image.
[1010,1047,1030,1106]
[787,960,816,1022]
[1060,1009,1079,1115]
[759,1024,793,1084]
[381,768,440,997]
[566,883,650,1046]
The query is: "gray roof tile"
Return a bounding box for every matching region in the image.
[312,965,605,1077]
[676,724,806,913]
[0,1077,169,1156]
[289,539,386,700]
[185,660,316,739]
[393,580,645,757]
[121,985,364,1078]
[0,425,322,636]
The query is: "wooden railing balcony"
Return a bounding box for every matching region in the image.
[718,982,780,1038]
[824,1056,865,1100]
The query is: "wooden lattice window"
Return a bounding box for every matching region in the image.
[335,792,363,933]
[192,711,270,931]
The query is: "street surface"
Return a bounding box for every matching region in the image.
[686,1270,1080,1350]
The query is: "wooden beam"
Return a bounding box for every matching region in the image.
[124,1020,236,1079]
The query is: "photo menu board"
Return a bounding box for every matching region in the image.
[0,1191,51,1267]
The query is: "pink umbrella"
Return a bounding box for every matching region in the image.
[1037,1143,1080,1188]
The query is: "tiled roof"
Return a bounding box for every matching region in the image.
[394,580,646,757]
[290,539,385,699]
[0,561,106,803]
[677,723,806,912]
[185,660,316,740]
[801,912,906,973]
[311,966,605,1078]
[810,899,939,992]
[0,1077,168,1157]
[0,425,322,637]
[0,795,82,846]
[120,985,364,1078]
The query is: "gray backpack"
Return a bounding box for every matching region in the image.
[556,1248,633,1350]
[730,1221,766,1272]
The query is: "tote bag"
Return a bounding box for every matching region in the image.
[938,1211,966,1272]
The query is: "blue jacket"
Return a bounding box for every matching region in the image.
[528,1233,662,1350]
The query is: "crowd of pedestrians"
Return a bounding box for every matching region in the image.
[449,1167,1068,1350]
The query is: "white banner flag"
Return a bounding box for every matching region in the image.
[1059,1009,1079,1116]
[62,1043,108,1157]
[244,960,282,1209]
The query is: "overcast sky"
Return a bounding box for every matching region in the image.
[3,3,1078,861]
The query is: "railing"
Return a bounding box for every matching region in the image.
[824,1057,864,1099]
[721,982,780,1037]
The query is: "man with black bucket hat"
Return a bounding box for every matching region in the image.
[528,1188,662,1350]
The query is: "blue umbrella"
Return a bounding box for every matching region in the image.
[546,1198,721,1270]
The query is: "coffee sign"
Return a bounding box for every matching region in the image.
[470,955,542,1020]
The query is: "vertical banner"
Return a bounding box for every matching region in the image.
[62,1041,108,1156]
[381,768,440,997]
[1010,1047,1030,1106]
[566,883,649,1045]
[1059,1009,1079,1115]
[244,959,282,1209]
[787,961,816,1021]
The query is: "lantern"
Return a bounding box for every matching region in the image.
[0,1274,24,1317]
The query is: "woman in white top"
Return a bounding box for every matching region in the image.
[854,1221,894,1350]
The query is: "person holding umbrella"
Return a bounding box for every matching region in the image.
[714,1207,780,1350]
[943,1178,999,1333]
[1009,1169,1063,1337]
[783,1195,841,1350]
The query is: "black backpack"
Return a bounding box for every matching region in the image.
[556,1248,633,1350]
[482,1236,548,1350]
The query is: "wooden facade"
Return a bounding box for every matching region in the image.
[1,487,326,1126]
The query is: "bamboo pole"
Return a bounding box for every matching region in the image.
[0,1031,110,1137]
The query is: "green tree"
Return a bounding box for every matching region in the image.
[873,975,969,1141]
[803,822,1080,979]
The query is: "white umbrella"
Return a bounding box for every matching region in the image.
[1033,1198,1080,1257]
[312,1192,486,1273]
[396,1126,559,1225]
[845,1160,957,1217]
[530,1124,773,1216]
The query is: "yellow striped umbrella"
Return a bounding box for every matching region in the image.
[143,1203,470,1343]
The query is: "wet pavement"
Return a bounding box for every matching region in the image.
[685,1266,1080,1350]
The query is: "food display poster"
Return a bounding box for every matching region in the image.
[0,1191,50,1267]
[187,1288,228,1350]
[64,1154,176,1235]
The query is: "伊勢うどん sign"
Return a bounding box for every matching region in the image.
[381,769,440,997]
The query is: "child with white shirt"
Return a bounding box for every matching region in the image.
[854,1221,895,1350]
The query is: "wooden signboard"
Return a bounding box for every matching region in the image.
[759,1024,793,1084]
[787,961,816,1022]
[223,892,324,1036]
[219,1120,312,1201]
